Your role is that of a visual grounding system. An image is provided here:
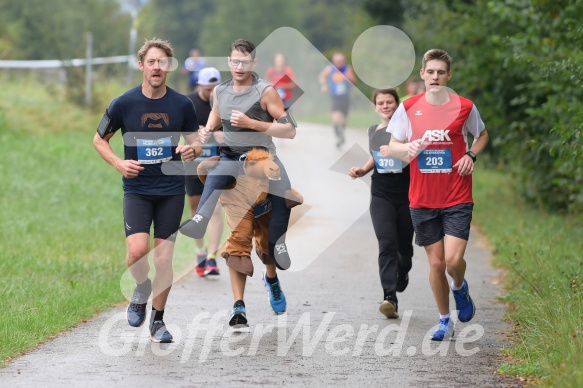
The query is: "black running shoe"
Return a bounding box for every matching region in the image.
[270,242,291,270]
[396,272,409,293]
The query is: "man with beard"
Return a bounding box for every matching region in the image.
[93,38,201,343]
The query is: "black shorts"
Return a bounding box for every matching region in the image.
[410,202,474,246]
[331,95,350,116]
[123,194,185,241]
[185,174,204,196]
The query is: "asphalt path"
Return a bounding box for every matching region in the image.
[0,122,521,387]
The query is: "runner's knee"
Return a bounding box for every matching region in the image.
[428,257,446,273]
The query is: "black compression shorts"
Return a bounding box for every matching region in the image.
[185,175,204,196]
[123,194,184,241]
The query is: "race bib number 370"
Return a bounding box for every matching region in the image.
[137,137,172,164]
[418,148,452,173]
[199,144,219,159]
[372,151,403,173]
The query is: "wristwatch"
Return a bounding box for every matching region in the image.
[466,151,477,162]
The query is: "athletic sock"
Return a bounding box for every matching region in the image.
[451,280,464,290]
[207,253,216,260]
[136,278,151,294]
[152,308,164,321]
[265,274,279,284]
[439,313,450,320]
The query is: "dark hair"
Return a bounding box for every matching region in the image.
[372,88,400,105]
[137,37,174,63]
[230,39,256,59]
[422,49,452,72]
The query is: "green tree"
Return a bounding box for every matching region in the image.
[0,0,129,60]
[486,0,583,212]
[196,0,303,56]
[362,0,405,26]
[137,0,216,59]
[137,0,374,58]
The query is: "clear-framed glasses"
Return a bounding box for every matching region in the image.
[229,58,253,68]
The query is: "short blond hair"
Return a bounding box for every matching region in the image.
[137,38,174,63]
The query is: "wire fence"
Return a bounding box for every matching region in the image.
[0,32,137,106]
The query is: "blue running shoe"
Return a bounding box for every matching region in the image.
[262,270,287,315]
[430,317,455,341]
[126,279,151,327]
[204,258,220,276]
[149,320,173,343]
[229,304,248,328]
[452,279,476,323]
[127,302,147,327]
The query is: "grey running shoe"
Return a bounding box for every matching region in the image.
[150,320,173,343]
[126,279,151,327]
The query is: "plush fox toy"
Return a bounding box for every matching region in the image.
[197,148,302,276]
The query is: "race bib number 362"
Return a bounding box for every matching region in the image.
[418,148,452,173]
[137,137,172,164]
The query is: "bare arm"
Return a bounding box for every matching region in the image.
[199,87,222,143]
[176,132,202,161]
[345,66,357,84]
[93,132,144,178]
[470,128,489,156]
[453,128,490,176]
[380,138,421,164]
[230,87,296,139]
[348,157,375,178]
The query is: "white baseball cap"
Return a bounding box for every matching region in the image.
[198,67,221,86]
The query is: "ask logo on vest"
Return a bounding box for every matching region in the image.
[420,129,452,143]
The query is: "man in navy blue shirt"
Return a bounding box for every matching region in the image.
[93,38,201,343]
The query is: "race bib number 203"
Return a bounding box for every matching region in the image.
[418,148,452,173]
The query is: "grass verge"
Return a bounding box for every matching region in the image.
[472,168,583,386]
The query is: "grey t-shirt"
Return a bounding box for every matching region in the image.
[215,74,276,154]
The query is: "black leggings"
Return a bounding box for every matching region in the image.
[369,193,414,293]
